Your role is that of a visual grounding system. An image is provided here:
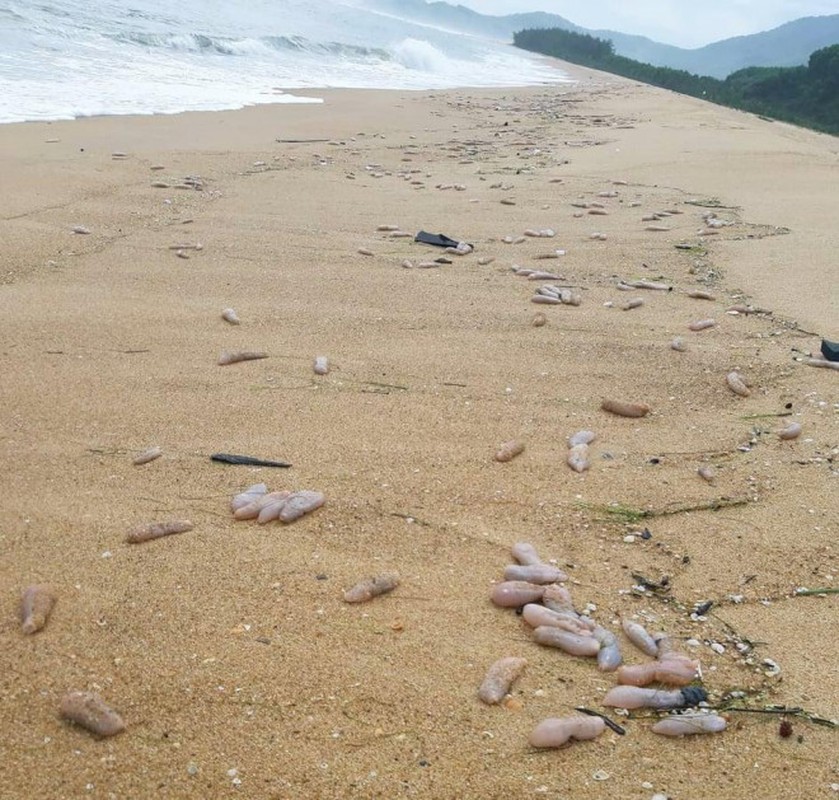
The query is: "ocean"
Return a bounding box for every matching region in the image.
[0,0,572,124]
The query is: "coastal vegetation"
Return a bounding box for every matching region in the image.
[513,28,839,136]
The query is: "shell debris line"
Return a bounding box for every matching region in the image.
[483,542,733,746]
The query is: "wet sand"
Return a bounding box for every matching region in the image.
[1,67,837,799]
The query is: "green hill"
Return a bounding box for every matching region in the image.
[513,28,839,136]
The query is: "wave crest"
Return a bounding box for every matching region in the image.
[389,38,452,72]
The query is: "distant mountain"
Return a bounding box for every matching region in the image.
[359,0,839,79]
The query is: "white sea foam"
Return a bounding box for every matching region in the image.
[0,0,571,123]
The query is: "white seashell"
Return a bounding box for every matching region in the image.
[313,355,329,375]
[221,308,240,325]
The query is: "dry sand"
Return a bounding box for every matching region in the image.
[1,65,837,799]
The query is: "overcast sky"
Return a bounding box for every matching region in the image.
[455,0,838,48]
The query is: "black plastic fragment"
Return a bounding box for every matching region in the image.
[680,686,709,707]
[415,230,465,248]
[821,339,839,362]
[210,453,292,468]
[574,707,626,735]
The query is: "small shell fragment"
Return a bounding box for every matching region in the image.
[494,440,525,463]
[221,308,241,325]
[126,520,193,543]
[20,585,56,635]
[531,312,547,327]
[313,355,329,375]
[60,692,125,737]
[478,657,528,705]
[343,573,400,603]
[671,337,687,352]
[132,446,162,465]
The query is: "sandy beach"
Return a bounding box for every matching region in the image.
[1,64,837,799]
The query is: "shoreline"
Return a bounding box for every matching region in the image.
[1,77,836,799]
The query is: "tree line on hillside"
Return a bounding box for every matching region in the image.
[513,28,839,136]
